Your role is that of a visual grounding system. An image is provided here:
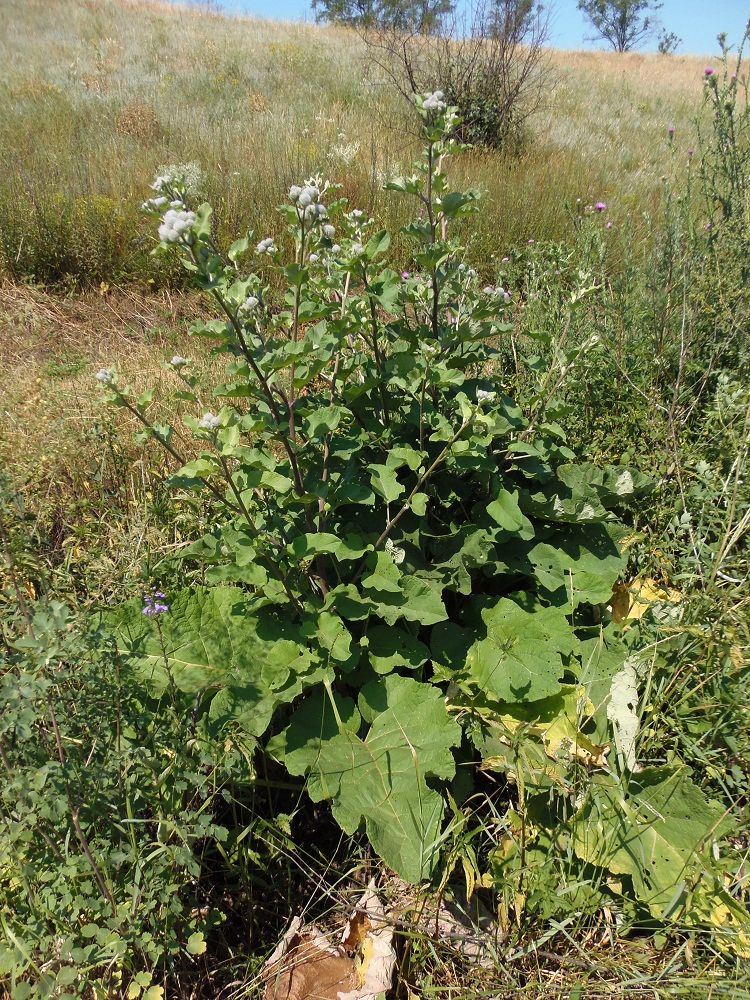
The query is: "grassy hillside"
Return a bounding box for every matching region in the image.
[0,0,717,284]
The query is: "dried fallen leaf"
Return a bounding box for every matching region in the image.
[262,886,395,1000]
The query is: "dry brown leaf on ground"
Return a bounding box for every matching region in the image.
[262,885,395,1000]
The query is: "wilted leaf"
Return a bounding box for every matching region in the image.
[610,577,682,624]
[606,658,641,770]
[571,766,730,918]
[262,886,395,1000]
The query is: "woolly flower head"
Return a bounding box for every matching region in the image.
[256,237,276,255]
[304,203,327,221]
[170,355,189,369]
[423,90,446,112]
[95,368,115,385]
[158,208,196,243]
[151,162,203,198]
[242,295,259,312]
[350,242,364,256]
[198,412,221,431]
[323,224,336,239]
[476,389,497,404]
[141,195,168,212]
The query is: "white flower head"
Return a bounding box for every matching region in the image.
[256,237,276,254]
[288,184,303,202]
[423,90,447,112]
[151,162,203,198]
[350,242,364,256]
[467,268,477,279]
[503,291,512,303]
[158,208,196,243]
[308,253,319,262]
[198,412,221,431]
[141,195,168,212]
[323,224,335,239]
[350,208,364,220]
[331,244,341,254]
[151,173,172,193]
[242,295,259,312]
[476,389,497,404]
[482,285,496,295]
[95,368,115,385]
[170,355,189,369]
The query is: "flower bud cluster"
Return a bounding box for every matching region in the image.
[158,209,197,243]
[142,589,169,617]
[290,182,328,222]
[95,368,115,385]
[256,237,276,254]
[198,412,221,431]
[476,389,497,404]
[483,285,512,303]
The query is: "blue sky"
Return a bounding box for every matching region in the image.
[182,0,749,54]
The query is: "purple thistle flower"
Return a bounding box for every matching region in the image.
[401,271,410,280]
[595,202,607,213]
[704,67,715,77]
[668,124,675,137]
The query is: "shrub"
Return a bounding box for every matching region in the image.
[366,0,551,149]
[91,100,745,945]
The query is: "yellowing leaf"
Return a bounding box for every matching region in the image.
[611,577,681,624]
[690,883,750,959]
[488,686,608,768]
[186,931,207,955]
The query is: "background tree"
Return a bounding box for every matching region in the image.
[577,0,663,52]
[312,0,454,31]
[657,29,682,55]
[366,0,551,150]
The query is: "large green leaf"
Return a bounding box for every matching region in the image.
[365,624,430,674]
[109,587,324,739]
[109,587,280,694]
[466,596,575,702]
[282,675,462,882]
[571,767,731,917]
[529,523,626,606]
[368,575,448,627]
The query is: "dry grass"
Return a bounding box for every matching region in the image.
[0,0,719,284]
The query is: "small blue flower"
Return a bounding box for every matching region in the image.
[142,589,169,617]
